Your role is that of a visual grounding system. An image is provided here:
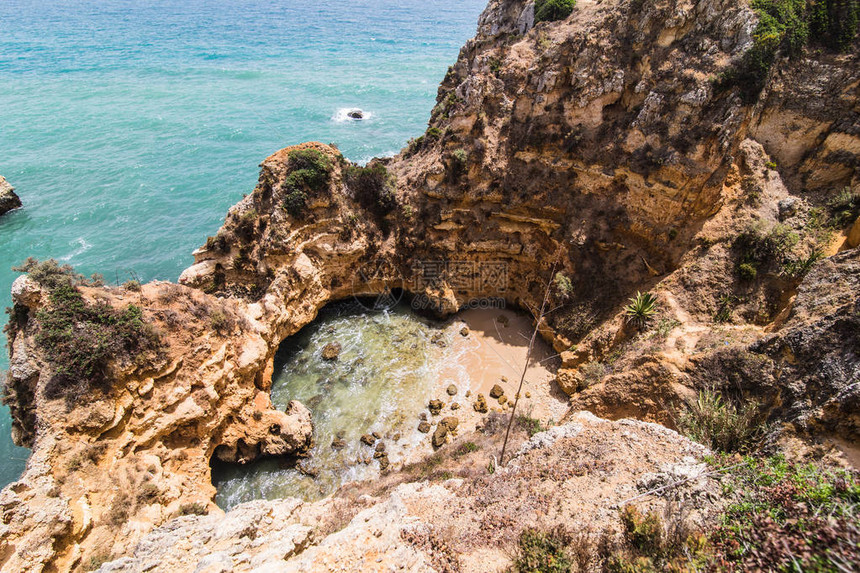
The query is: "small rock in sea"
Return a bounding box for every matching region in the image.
[420,412,428,421]
[378,455,390,471]
[418,421,431,433]
[428,399,444,416]
[451,403,460,411]
[460,326,470,337]
[375,441,386,453]
[331,438,347,450]
[347,109,364,120]
[498,395,508,405]
[525,392,531,398]
[441,416,459,431]
[465,390,472,398]
[473,394,488,413]
[373,450,386,459]
[372,431,382,440]
[501,376,508,383]
[360,434,375,446]
[393,433,401,441]
[490,384,505,399]
[321,342,342,360]
[447,384,458,396]
[336,430,346,439]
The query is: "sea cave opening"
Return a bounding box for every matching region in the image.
[211,296,565,510]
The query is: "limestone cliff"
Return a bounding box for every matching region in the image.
[2,0,859,571]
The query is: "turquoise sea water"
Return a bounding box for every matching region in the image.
[0,0,486,488]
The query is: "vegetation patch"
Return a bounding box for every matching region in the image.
[717,0,860,103]
[282,148,333,217]
[344,163,397,219]
[624,291,659,329]
[535,0,576,24]
[709,454,860,571]
[11,259,163,403]
[509,527,573,573]
[734,221,799,280]
[676,389,766,453]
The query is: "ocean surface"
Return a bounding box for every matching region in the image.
[0,0,487,488]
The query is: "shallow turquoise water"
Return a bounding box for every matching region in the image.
[0,0,486,487]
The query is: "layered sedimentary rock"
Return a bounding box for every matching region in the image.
[0,175,22,217]
[2,0,859,571]
[92,413,717,572]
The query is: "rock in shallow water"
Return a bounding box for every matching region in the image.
[321,342,341,360]
[0,176,22,217]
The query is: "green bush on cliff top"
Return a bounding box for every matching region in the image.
[283,148,333,217]
[719,0,860,103]
[11,258,163,403]
[535,0,576,23]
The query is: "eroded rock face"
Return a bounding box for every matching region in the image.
[93,413,717,573]
[3,0,859,570]
[1,277,314,572]
[0,175,22,216]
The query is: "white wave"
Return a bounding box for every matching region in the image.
[59,237,92,261]
[331,107,373,123]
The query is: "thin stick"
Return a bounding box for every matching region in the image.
[499,264,555,466]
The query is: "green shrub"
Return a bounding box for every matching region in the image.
[344,163,397,218]
[624,291,659,329]
[282,148,332,217]
[553,272,574,297]
[511,527,573,573]
[718,0,860,103]
[535,0,576,23]
[735,222,799,277]
[714,294,737,323]
[425,127,443,141]
[579,361,606,390]
[827,186,860,228]
[286,148,332,192]
[738,262,758,281]
[516,415,545,437]
[123,279,142,292]
[677,390,765,453]
[808,0,860,51]
[14,261,164,403]
[12,258,84,290]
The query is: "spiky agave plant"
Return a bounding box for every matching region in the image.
[624,291,658,329]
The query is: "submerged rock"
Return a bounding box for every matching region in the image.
[321,342,342,360]
[0,176,22,217]
[331,438,347,450]
[417,421,431,433]
[360,434,375,447]
[347,109,364,120]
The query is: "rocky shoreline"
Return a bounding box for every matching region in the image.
[1,0,859,571]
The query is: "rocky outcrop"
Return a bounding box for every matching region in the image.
[1,276,313,572]
[0,175,22,217]
[93,413,717,572]
[2,0,859,571]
